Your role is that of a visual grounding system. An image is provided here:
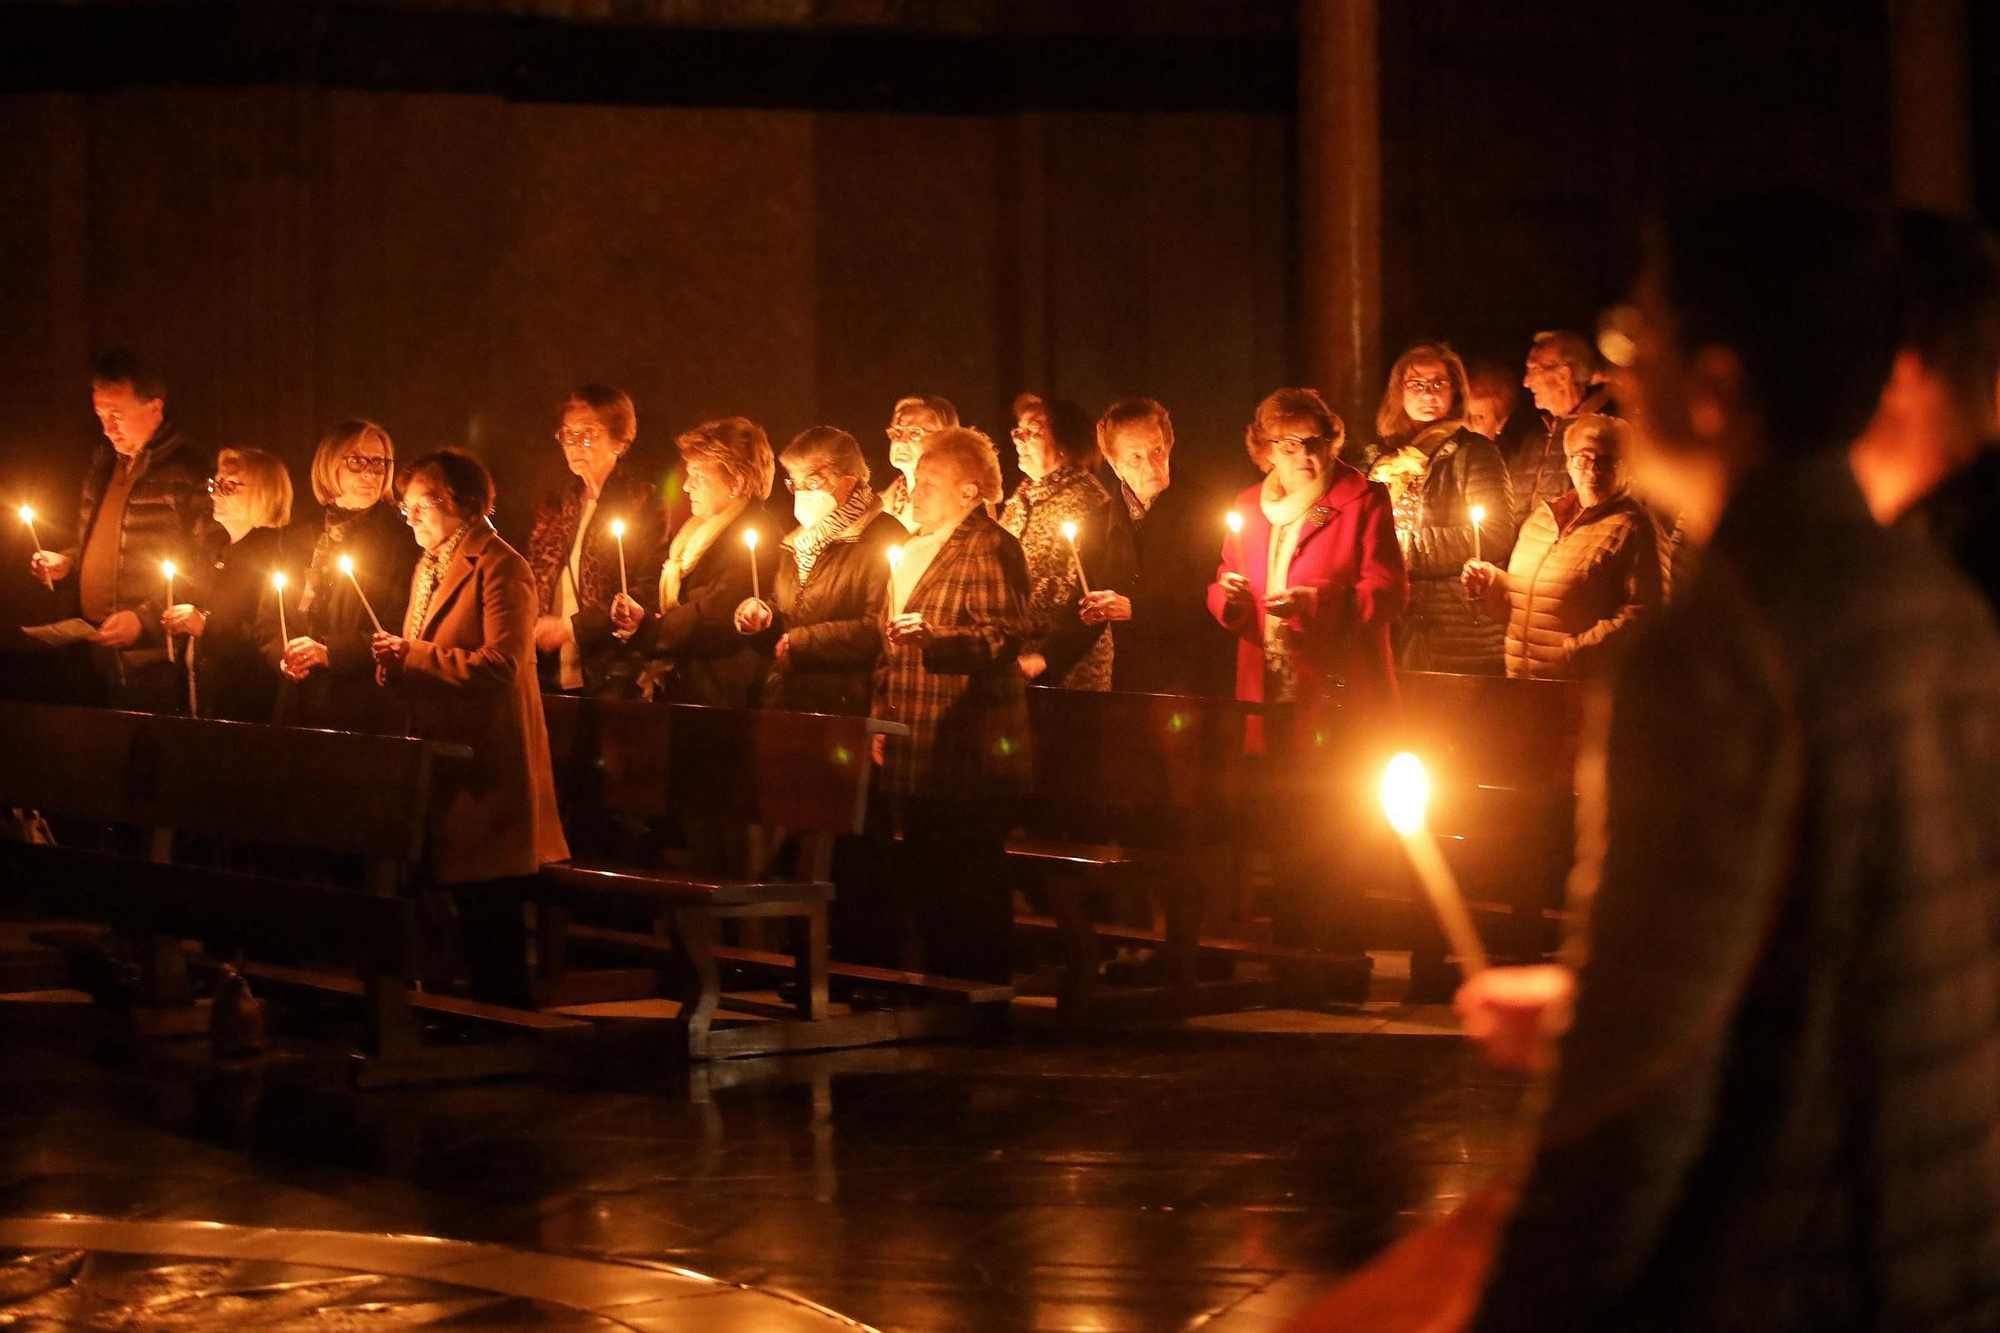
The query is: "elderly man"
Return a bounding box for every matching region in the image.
[28,350,209,712]
[1080,398,1226,695]
[1508,330,1614,529]
[1462,415,1666,680]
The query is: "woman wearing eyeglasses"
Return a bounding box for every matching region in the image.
[1366,343,1515,675]
[524,386,663,699]
[160,448,293,722]
[880,394,957,530]
[734,426,905,715]
[275,419,420,733]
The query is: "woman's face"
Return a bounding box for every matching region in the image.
[1011,408,1061,481]
[1263,415,1327,491]
[557,405,623,488]
[1401,359,1455,427]
[684,458,734,519]
[209,466,247,529]
[887,408,941,473]
[334,438,392,510]
[400,474,463,553]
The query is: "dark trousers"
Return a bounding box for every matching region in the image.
[879,793,1014,984]
[451,878,535,1009]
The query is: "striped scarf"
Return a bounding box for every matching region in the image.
[791,483,874,587]
[407,522,475,636]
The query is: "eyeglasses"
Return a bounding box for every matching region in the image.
[783,473,837,494]
[340,454,391,474]
[1010,423,1046,442]
[887,426,927,445]
[1263,434,1326,457]
[206,476,244,497]
[398,496,445,520]
[1402,378,1452,395]
[556,427,608,449]
[1568,451,1619,471]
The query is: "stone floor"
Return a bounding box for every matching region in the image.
[0,988,1526,1332]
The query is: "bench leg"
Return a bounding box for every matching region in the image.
[363,972,424,1060]
[795,903,829,1021]
[535,900,573,995]
[1049,875,1099,1022]
[671,908,719,1059]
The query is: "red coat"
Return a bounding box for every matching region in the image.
[1205,461,1408,719]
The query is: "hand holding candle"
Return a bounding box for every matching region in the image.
[609,518,629,597]
[161,560,178,662]
[1469,505,1486,564]
[19,506,53,590]
[1060,520,1091,595]
[336,553,385,633]
[743,527,761,601]
[1381,752,1489,976]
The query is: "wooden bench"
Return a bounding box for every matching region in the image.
[541,695,997,1059]
[0,700,586,1086]
[1007,689,1371,1021]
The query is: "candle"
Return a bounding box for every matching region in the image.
[743,527,761,602]
[20,506,51,590]
[272,571,289,650]
[1224,509,1244,569]
[161,560,178,663]
[336,553,385,634]
[609,518,629,597]
[1469,505,1486,564]
[1060,520,1091,596]
[886,544,903,573]
[1381,752,1489,976]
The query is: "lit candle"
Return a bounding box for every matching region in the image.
[271,571,290,649]
[609,518,629,597]
[1381,752,1488,976]
[1469,505,1486,565]
[336,553,385,634]
[1060,520,1091,596]
[1224,509,1244,569]
[886,544,903,573]
[161,560,178,663]
[20,506,51,589]
[742,527,761,602]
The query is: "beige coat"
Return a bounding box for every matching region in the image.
[1498,491,1667,680]
[395,522,569,883]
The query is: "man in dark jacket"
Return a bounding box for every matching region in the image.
[1508,329,1613,530]
[1084,398,1230,696]
[1459,194,2000,1331]
[29,350,210,712]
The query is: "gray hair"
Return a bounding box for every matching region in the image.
[782,426,869,482]
[1563,413,1630,456]
[920,426,1004,503]
[1531,329,1596,386]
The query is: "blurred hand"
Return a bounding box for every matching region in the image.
[1454,964,1576,1076]
[735,597,773,635]
[774,633,791,666]
[1219,572,1254,607]
[885,612,929,647]
[29,550,70,584]
[1263,586,1316,619]
[282,637,330,680]
[1461,560,1503,600]
[1018,652,1047,681]
[90,609,142,648]
[160,603,206,637]
[609,592,644,635]
[533,614,573,653]
[870,731,886,766]
[371,631,410,668]
[1080,590,1131,624]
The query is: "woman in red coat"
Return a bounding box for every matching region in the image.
[1207,388,1407,729]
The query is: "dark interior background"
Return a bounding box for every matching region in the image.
[0,0,1986,631]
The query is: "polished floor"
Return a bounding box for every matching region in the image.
[0,992,1525,1332]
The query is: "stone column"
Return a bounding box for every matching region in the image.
[1297,0,1380,423]
[1888,0,1973,211]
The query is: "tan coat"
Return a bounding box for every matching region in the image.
[394,522,570,883]
[1498,491,1666,680]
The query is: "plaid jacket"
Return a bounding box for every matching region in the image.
[525,465,662,696]
[874,510,1034,799]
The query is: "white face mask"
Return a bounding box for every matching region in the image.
[793,489,838,528]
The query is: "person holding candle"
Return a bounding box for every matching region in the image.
[276,419,419,734]
[998,393,1134,691]
[370,449,568,1008]
[1461,415,1668,681]
[161,449,293,722]
[526,385,663,699]
[610,416,777,708]
[31,350,210,712]
[1366,341,1515,675]
[734,427,903,715]
[878,394,958,531]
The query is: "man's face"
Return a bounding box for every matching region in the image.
[1523,350,1583,416]
[93,382,165,457]
[1106,423,1170,502]
[400,474,463,553]
[1566,444,1624,508]
[910,454,974,533]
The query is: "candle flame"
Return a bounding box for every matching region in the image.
[743,528,759,550]
[1061,520,1079,542]
[160,560,177,580]
[1381,752,1430,836]
[17,505,32,524]
[1469,505,1486,527]
[337,554,355,577]
[886,545,903,568]
[271,571,286,591]
[1225,511,1243,534]
[610,518,626,539]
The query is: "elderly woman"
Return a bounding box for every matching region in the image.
[875,426,1033,982]
[1368,342,1515,675]
[609,416,778,708]
[1208,388,1407,723]
[371,449,569,1007]
[880,394,957,530]
[999,393,1135,690]
[1462,415,1667,679]
[161,447,292,722]
[735,426,904,714]
[527,385,663,699]
[278,419,420,733]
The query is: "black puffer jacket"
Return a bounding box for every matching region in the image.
[751,502,904,716]
[1386,424,1515,675]
[65,421,211,658]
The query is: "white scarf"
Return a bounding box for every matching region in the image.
[1258,469,1332,703]
[659,498,747,607]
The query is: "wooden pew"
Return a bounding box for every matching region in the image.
[1007,689,1373,1021]
[540,695,995,1059]
[0,701,586,1086]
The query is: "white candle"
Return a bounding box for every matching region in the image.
[161,560,178,663]
[1060,520,1091,595]
[1381,752,1488,976]
[1224,509,1244,570]
[336,553,385,634]
[19,506,51,590]
[271,571,289,650]
[1469,505,1486,565]
[609,518,629,597]
[743,527,760,602]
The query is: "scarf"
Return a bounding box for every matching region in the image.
[658,499,746,608]
[296,501,376,616]
[408,521,476,636]
[1258,469,1333,705]
[790,484,874,587]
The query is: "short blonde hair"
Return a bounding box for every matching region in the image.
[677,416,776,502]
[920,426,1004,504]
[310,419,394,506]
[1563,413,1630,456]
[216,447,294,528]
[890,395,959,430]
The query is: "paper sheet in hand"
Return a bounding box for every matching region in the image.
[20,618,97,648]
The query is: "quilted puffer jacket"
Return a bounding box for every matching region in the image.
[1496,491,1668,680]
[1386,424,1515,675]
